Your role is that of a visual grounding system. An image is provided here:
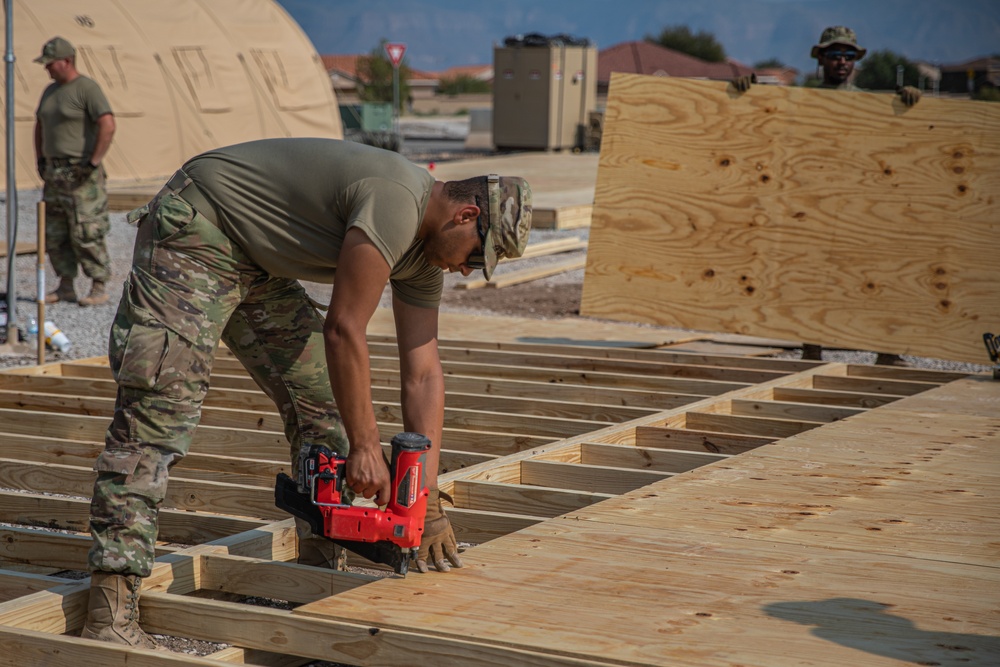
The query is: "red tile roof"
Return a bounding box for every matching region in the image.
[321,54,362,78]
[321,54,438,88]
[598,41,753,82]
[324,42,756,89]
[755,66,800,86]
[408,68,439,82]
[939,56,1000,73]
[321,54,489,83]
[437,64,493,81]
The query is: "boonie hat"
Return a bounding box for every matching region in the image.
[811,26,866,60]
[34,37,76,65]
[481,174,532,280]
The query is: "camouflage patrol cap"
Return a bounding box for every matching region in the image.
[811,26,866,60]
[482,174,532,280]
[34,37,76,65]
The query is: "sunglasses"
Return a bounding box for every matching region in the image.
[824,50,858,62]
[465,216,487,270]
[465,174,499,270]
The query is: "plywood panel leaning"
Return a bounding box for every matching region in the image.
[581,73,1000,364]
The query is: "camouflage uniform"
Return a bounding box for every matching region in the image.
[88,189,348,576]
[41,160,112,282]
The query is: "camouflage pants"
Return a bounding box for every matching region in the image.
[88,192,348,577]
[41,160,112,282]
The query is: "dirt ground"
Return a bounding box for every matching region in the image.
[440,277,583,319]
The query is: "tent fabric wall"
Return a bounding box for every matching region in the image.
[2,0,343,188]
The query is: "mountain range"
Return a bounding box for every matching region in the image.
[276,0,1000,76]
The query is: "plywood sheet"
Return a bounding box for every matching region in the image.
[297,376,1000,667]
[581,74,1000,364]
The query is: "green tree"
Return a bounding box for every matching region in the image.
[974,86,1000,102]
[646,25,726,62]
[437,74,491,95]
[854,50,920,90]
[357,39,411,111]
[753,58,785,69]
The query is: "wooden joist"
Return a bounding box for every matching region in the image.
[0,490,266,545]
[0,572,68,603]
[0,332,976,666]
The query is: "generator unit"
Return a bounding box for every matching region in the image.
[493,33,597,151]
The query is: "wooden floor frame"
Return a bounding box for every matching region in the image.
[0,334,976,666]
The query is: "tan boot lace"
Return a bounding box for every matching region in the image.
[124,584,144,639]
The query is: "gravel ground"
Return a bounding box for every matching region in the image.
[1,166,991,376]
[1,187,128,367]
[0,188,590,369]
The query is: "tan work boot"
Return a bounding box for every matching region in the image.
[44,277,77,304]
[80,572,160,649]
[79,280,109,307]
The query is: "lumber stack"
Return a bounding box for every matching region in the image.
[581,73,1000,364]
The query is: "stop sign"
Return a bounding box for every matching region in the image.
[385,43,406,67]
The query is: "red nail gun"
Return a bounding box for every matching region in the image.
[274,432,430,575]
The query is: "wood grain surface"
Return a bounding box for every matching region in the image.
[581,74,1000,363]
[297,377,999,667]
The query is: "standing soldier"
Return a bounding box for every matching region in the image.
[34,36,116,307]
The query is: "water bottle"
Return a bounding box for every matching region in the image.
[44,321,72,353]
[27,316,38,335]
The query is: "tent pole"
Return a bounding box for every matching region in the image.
[36,200,43,364]
[3,0,18,345]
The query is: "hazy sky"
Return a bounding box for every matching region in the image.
[276,0,1000,74]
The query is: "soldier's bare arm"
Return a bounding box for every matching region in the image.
[393,295,445,489]
[324,227,393,503]
[90,113,116,166]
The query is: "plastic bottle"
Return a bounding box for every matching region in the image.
[44,321,72,353]
[27,316,38,335]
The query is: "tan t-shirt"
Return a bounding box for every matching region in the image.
[35,75,113,159]
[183,138,442,308]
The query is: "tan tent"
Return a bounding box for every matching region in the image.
[2,0,343,189]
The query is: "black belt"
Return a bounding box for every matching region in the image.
[164,169,219,227]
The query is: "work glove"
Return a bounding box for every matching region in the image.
[414,488,464,573]
[897,85,921,107]
[36,157,46,179]
[732,73,756,93]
